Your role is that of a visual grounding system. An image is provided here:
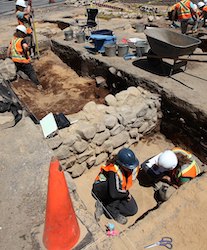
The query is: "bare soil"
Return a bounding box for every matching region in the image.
[1,2,207,250]
[12,51,109,120]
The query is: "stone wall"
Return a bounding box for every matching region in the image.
[46,86,161,177]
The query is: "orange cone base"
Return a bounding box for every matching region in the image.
[43,159,80,250]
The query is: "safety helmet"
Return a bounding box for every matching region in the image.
[16,0,27,8]
[198,1,205,8]
[16,25,27,34]
[116,148,139,170]
[158,150,178,170]
[193,4,198,11]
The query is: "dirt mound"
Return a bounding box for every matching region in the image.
[12,51,109,120]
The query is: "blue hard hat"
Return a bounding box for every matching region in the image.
[116,148,139,170]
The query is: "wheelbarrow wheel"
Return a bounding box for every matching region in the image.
[147,49,162,67]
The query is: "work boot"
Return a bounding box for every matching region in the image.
[114,214,128,225]
[94,201,104,222]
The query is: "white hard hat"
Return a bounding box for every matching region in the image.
[193,4,198,11]
[16,25,27,34]
[16,0,27,8]
[198,1,205,8]
[158,150,178,170]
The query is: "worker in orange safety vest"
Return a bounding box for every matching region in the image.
[140,147,203,202]
[171,0,199,34]
[15,0,34,53]
[92,148,139,225]
[7,25,41,87]
[198,1,207,26]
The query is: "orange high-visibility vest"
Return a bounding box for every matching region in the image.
[172,147,201,178]
[203,6,207,14]
[95,164,139,190]
[16,11,32,34]
[175,0,192,20]
[10,37,30,64]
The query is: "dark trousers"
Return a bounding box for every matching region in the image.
[105,197,138,218]
[15,62,39,85]
[92,182,138,219]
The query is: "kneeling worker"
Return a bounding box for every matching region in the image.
[7,25,41,88]
[140,147,202,202]
[92,148,139,225]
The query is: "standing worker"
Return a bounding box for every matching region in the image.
[171,0,199,34]
[92,148,139,225]
[140,147,202,202]
[15,0,34,54]
[7,25,41,88]
[198,2,207,26]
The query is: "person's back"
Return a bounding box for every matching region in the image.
[171,147,201,186]
[9,27,30,64]
[175,0,192,20]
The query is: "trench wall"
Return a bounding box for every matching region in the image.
[46,86,161,177]
[51,39,207,163]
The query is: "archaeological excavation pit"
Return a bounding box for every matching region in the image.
[10,43,207,239]
[12,51,110,121]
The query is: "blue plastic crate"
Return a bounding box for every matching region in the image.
[89,34,117,52]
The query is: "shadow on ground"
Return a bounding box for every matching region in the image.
[132,58,183,76]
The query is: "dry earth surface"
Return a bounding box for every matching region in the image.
[1,2,207,250]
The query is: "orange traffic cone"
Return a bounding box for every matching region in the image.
[43,158,80,250]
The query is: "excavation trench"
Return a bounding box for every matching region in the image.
[10,45,207,240]
[12,51,109,121]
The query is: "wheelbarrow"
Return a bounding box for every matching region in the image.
[144,27,206,76]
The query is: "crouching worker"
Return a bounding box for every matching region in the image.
[140,147,202,202]
[92,148,139,225]
[7,25,41,88]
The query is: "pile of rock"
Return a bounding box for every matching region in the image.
[98,9,142,20]
[0,59,19,129]
[47,86,162,178]
[66,0,107,7]
[0,58,16,81]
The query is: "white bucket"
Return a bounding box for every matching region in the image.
[135,40,150,57]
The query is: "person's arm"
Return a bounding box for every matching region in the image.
[171,6,177,22]
[21,39,30,59]
[108,171,129,200]
[7,43,12,58]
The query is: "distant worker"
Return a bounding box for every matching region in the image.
[140,147,202,202]
[92,148,139,224]
[198,1,207,26]
[16,0,32,34]
[15,0,33,52]
[171,0,199,34]
[7,25,41,87]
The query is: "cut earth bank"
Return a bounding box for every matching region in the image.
[1,2,207,250]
